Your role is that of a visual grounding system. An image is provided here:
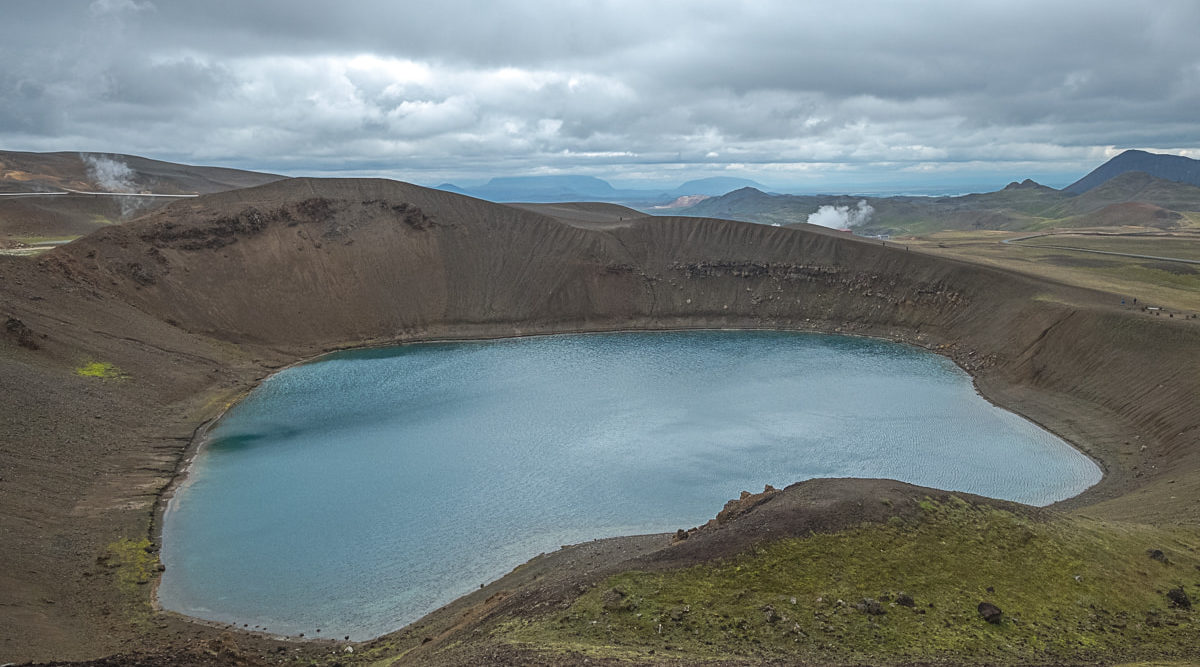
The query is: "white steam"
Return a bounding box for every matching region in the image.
[81,154,152,217]
[806,199,875,229]
[82,154,138,193]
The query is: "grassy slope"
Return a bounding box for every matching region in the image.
[499,500,1200,665]
[908,233,1200,313]
[1021,235,1200,261]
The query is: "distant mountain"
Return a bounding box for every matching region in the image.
[434,175,617,202]
[433,183,473,196]
[1064,149,1200,194]
[937,179,1068,218]
[673,174,1200,235]
[670,177,765,196]
[650,195,712,210]
[679,187,790,220]
[1050,171,1200,217]
[435,175,764,204]
[483,175,617,199]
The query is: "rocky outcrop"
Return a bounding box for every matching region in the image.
[977,601,1003,623]
[4,316,38,349]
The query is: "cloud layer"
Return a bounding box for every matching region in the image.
[2,1,1198,190]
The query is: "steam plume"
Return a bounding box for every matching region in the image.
[81,154,152,217]
[82,154,137,193]
[806,199,875,229]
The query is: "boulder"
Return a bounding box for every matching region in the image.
[856,598,885,615]
[977,601,1003,624]
[1166,587,1191,609]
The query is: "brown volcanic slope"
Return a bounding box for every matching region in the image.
[0,150,286,242]
[509,201,644,227]
[0,150,285,195]
[1,178,1198,663]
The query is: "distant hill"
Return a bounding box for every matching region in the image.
[674,174,1200,235]
[435,175,765,204]
[1059,201,1184,229]
[0,150,285,195]
[1050,171,1200,217]
[0,151,286,241]
[476,175,617,201]
[670,177,765,196]
[436,175,620,202]
[1064,149,1200,194]
[433,182,473,196]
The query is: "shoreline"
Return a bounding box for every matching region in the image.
[149,322,1109,644]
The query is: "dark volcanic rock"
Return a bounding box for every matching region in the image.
[4,317,38,349]
[601,587,633,612]
[856,598,885,615]
[1166,587,1191,609]
[977,601,1003,624]
[1148,548,1170,563]
[896,592,916,608]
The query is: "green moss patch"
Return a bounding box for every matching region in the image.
[501,500,1200,664]
[75,360,127,379]
[98,537,161,627]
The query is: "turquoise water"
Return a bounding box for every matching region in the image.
[158,331,1100,640]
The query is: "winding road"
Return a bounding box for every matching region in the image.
[1002,233,1200,265]
[0,189,197,198]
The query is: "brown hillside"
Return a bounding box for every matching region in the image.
[0,151,287,244]
[0,150,285,195]
[1049,171,1200,218]
[0,194,135,239]
[509,201,644,227]
[1065,200,1185,229]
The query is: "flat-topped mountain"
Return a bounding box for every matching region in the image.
[435,174,767,204]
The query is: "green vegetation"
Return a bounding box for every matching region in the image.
[11,235,80,244]
[1022,236,1200,262]
[910,234,1200,312]
[99,537,161,627]
[500,500,1200,664]
[75,361,127,379]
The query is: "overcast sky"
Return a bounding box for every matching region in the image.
[2,0,1198,191]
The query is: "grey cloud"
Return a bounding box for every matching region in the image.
[0,0,1197,189]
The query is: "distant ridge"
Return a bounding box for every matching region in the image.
[672,177,765,196]
[0,150,285,195]
[1049,171,1200,217]
[1064,149,1200,194]
[1002,179,1052,191]
[434,174,766,204]
[0,150,287,240]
